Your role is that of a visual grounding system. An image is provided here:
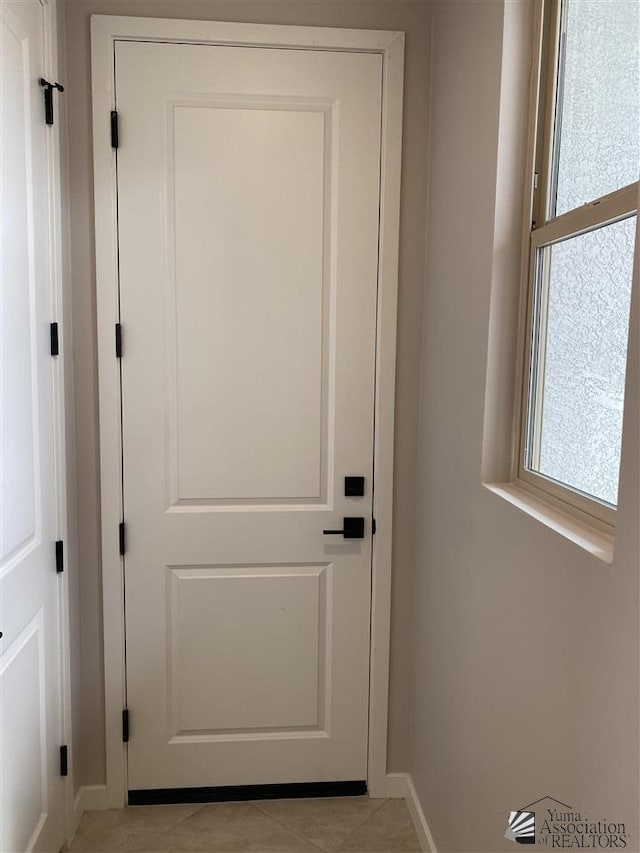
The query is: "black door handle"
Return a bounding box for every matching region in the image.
[323,517,365,539]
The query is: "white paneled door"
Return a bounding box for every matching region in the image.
[0,2,65,851]
[115,40,383,795]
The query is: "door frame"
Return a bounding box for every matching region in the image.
[91,15,404,808]
[42,2,77,841]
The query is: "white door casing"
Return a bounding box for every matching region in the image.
[91,17,404,805]
[1,1,68,850]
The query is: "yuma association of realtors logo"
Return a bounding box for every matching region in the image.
[505,796,630,849]
[505,810,536,844]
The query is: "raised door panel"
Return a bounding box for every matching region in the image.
[170,104,329,504]
[0,8,39,571]
[168,564,329,736]
[0,615,47,853]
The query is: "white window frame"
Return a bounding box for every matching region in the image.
[514,0,639,534]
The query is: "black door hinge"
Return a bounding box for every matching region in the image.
[111,111,119,149]
[60,745,68,777]
[55,540,64,574]
[372,518,377,535]
[115,323,122,357]
[50,322,59,356]
[119,522,126,556]
[40,79,64,126]
[122,709,130,743]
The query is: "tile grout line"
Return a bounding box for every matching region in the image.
[129,804,208,852]
[332,798,398,851]
[248,801,328,852]
[73,803,206,849]
[336,795,390,834]
[335,795,390,845]
[250,797,390,853]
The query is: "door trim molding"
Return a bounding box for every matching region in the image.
[39,0,77,843]
[91,15,404,807]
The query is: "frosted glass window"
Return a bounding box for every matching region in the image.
[527,216,636,505]
[553,0,640,217]
[519,0,638,525]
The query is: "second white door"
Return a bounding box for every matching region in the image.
[115,39,382,795]
[1,2,65,849]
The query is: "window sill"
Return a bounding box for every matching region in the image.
[483,481,614,563]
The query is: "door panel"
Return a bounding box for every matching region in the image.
[172,105,327,503]
[169,564,327,734]
[0,2,64,850]
[0,9,39,562]
[116,41,382,792]
[0,615,47,850]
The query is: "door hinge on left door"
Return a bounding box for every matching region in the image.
[55,540,64,574]
[119,522,126,556]
[111,111,119,149]
[122,709,130,743]
[50,322,59,356]
[59,745,68,777]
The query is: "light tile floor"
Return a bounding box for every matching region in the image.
[68,797,421,853]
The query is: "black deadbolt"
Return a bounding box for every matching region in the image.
[344,476,365,497]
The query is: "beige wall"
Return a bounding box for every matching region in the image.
[62,0,431,787]
[410,1,640,850]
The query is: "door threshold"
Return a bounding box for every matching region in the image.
[128,780,367,805]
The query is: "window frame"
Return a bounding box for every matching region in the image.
[514,0,639,533]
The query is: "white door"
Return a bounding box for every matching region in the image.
[116,40,382,796]
[0,2,65,851]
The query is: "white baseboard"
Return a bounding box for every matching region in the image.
[77,783,108,812]
[69,784,108,842]
[385,773,437,853]
[384,772,410,798]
